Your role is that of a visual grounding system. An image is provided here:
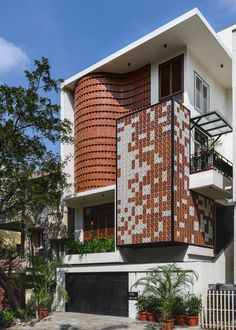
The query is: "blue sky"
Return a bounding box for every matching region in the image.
[0,0,236,89]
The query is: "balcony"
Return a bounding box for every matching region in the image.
[190,150,232,199]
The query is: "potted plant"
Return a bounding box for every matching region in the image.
[153,298,161,322]
[159,293,176,330]
[34,287,51,319]
[27,258,66,320]
[135,294,148,321]
[174,296,186,326]
[146,295,159,322]
[185,294,202,326]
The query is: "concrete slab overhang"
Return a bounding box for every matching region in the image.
[64,8,232,90]
[189,170,232,199]
[63,185,115,207]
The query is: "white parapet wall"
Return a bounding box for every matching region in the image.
[63,251,124,265]
[56,241,233,318]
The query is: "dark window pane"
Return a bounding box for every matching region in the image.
[160,63,170,98]
[172,58,182,93]
[202,84,208,114]
[83,203,114,240]
[195,76,202,109]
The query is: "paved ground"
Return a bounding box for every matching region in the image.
[11,312,201,330]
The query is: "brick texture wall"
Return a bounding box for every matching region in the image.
[74,65,151,192]
[116,101,214,247]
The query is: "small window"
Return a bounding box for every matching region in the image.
[195,73,209,114]
[159,55,184,102]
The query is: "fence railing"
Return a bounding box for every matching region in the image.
[200,290,236,329]
[190,149,233,179]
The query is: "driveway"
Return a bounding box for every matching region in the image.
[11,312,200,330]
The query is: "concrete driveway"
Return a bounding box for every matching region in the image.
[11,312,200,330]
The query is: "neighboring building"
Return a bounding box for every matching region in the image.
[58,8,235,318]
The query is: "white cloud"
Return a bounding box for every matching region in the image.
[0,37,29,75]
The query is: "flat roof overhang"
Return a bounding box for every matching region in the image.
[64,8,232,91]
[63,185,115,207]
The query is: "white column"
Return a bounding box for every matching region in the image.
[232,30,236,283]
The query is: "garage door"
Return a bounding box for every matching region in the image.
[65,272,128,316]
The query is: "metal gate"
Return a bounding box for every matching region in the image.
[65,272,128,317]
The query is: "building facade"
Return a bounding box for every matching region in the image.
[58,8,235,318]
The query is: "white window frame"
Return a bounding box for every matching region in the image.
[194,72,209,114]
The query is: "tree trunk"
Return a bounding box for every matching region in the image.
[0,266,21,310]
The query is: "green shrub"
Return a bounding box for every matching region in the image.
[186,294,202,316]
[14,309,28,318]
[136,294,149,312]
[0,310,15,328]
[66,238,115,254]
[135,294,160,313]
[174,295,186,315]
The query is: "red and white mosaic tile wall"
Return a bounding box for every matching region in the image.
[117,102,172,245]
[173,103,214,246]
[116,101,214,247]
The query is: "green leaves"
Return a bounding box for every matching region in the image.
[65,238,115,255]
[132,264,199,320]
[185,294,202,315]
[27,258,63,309]
[0,57,72,223]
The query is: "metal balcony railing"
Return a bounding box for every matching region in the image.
[190,149,233,179]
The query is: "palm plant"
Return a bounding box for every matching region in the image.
[159,293,177,321]
[131,264,198,299]
[27,258,64,310]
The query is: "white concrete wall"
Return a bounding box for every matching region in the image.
[61,89,74,195]
[56,241,233,318]
[217,24,236,52]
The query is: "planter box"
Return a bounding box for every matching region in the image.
[63,251,123,265]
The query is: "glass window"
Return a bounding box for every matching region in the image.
[159,55,184,102]
[83,203,114,240]
[195,73,209,114]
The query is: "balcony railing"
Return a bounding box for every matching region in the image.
[190,149,233,179]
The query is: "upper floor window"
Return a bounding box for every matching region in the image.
[159,54,184,102]
[195,73,209,114]
[83,203,114,240]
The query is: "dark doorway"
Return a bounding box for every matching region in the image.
[65,272,128,317]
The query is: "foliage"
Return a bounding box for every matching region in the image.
[136,294,160,313]
[66,238,115,254]
[136,294,149,312]
[14,309,29,318]
[132,264,198,320]
[0,310,15,328]
[131,264,198,299]
[186,294,202,316]
[159,293,177,321]
[174,295,186,315]
[0,56,72,224]
[0,57,72,310]
[27,258,64,310]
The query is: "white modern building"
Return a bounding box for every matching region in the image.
[57,8,236,318]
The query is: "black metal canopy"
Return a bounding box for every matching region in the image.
[191,111,232,139]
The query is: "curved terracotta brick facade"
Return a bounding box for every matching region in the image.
[74,65,151,192]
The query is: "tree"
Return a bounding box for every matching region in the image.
[0,57,72,309]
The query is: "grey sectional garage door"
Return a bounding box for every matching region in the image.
[65,272,128,316]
